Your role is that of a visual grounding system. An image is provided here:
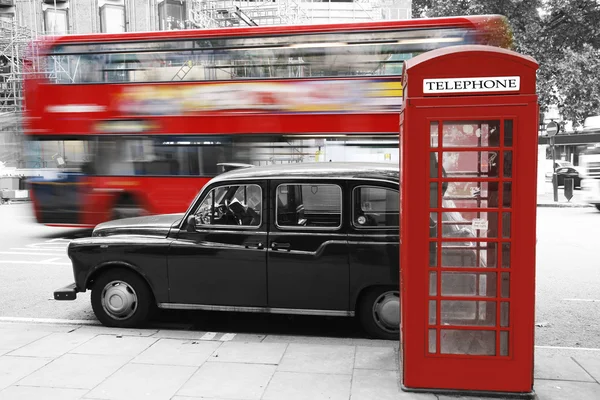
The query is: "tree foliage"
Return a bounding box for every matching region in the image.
[412,0,600,127]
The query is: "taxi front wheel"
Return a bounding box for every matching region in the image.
[91,268,153,328]
[358,287,400,340]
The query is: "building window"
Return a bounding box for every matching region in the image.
[158,0,186,31]
[44,8,68,35]
[100,3,126,33]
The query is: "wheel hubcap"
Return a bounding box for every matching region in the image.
[372,291,400,333]
[101,280,138,320]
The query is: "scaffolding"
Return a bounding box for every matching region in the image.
[189,0,401,29]
[0,11,36,168]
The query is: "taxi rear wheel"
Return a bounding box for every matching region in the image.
[358,287,400,340]
[91,269,153,328]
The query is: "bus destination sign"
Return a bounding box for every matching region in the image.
[423,76,520,94]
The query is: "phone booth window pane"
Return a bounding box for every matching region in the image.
[504,120,513,147]
[442,181,498,208]
[442,121,500,147]
[501,302,510,327]
[429,242,437,267]
[501,272,510,298]
[504,151,513,177]
[500,331,509,356]
[429,272,437,295]
[441,301,497,327]
[430,213,438,238]
[430,183,438,208]
[430,122,439,147]
[502,213,511,238]
[442,242,496,268]
[440,330,496,356]
[503,182,512,207]
[442,152,499,178]
[430,152,439,178]
[502,243,511,268]
[429,329,437,353]
[441,211,498,238]
[441,272,497,297]
[429,300,437,324]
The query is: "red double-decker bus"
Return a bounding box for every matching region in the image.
[24,15,512,227]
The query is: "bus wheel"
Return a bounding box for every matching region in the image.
[358,287,400,340]
[111,197,146,220]
[91,268,153,328]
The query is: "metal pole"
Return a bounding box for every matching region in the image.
[552,136,558,202]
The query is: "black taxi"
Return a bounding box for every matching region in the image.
[55,163,400,339]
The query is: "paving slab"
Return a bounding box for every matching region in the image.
[351,368,435,400]
[0,355,51,391]
[84,363,197,400]
[278,343,355,374]
[132,338,221,367]
[0,385,88,400]
[208,341,287,365]
[0,329,52,353]
[17,353,130,389]
[177,361,276,399]
[533,379,600,400]
[534,353,596,382]
[354,346,397,371]
[263,371,351,400]
[572,354,600,383]
[68,334,157,357]
[8,332,96,358]
[263,334,354,346]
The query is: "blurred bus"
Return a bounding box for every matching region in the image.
[24,15,513,226]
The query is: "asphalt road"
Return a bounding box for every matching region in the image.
[1,202,599,347]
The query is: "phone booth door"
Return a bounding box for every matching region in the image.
[401,101,537,394]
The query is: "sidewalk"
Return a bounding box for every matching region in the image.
[536,182,592,208]
[0,321,599,400]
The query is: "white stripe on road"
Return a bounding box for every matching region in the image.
[1,260,71,265]
[564,298,600,302]
[0,317,100,325]
[220,333,236,342]
[535,345,600,352]
[200,332,217,341]
[0,252,68,257]
[40,257,62,263]
[11,248,66,252]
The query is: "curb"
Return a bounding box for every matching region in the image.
[537,203,592,208]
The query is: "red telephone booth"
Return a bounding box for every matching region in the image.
[399,45,538,397]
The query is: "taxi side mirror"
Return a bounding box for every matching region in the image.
[186,215,196,232]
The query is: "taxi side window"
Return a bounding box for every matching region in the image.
[195,184,262,227]
[353,186,399,228]
[276,183,341,229]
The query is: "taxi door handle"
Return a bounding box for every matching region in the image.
[271,242,291,250]
[245,242,264,250]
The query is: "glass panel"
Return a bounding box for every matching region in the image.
[440,329,496,355]
[503,182,512,208]
[501,302,510,327]
[353,187,399,228]
[429,272,437,296]
[441,300,496,326]
[441,211,498,238]
[500,331,509,356]
[430,152,439,178]
[277,184,341,229]
[441,272,497,297]
[504,120,513,147]
[100,5,125,33]
[429,241,437,267]
[502,213,511,238]
[429,301,437,324]
[195,184,262,227]
[430,213,438,238]
[430,182,438,208]
[429,329,437,353]
[442,120,500,147]
[442,181,498,208]
[502,243,511,268]
[430,122,439,147]
[45,9,68,35]
[501,273,510,298]
[442,151,500,178]
[503,151,513,177]
[442,242,496,268]
[46,27,474,82]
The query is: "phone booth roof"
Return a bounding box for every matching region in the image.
[402,45,538,99]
